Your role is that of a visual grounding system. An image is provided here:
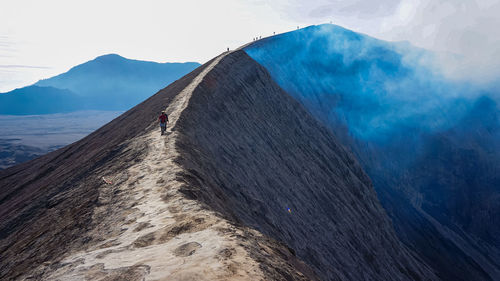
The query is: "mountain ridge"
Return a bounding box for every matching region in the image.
[35,53,199,88]
[0,85,80,115]
[0,47,436,280]
[245,23,500,280]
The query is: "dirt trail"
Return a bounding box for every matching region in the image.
[43,51,265,281]
[1,40,438,281]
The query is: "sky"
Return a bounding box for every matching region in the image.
[1,0,499,92]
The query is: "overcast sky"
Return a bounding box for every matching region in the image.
[1,0,499,92]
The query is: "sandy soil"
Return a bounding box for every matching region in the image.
[39,52,267,280]
[1,47,435,281]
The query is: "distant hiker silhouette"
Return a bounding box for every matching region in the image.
[159,111,168,135]
[227,47,229,52]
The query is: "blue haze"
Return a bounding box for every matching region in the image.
[245,24,500,279]
[246,24,491,142]
[0,54,200,115]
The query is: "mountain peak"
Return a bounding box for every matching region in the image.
[0,48,438,280]
[92,53,126,62]
[2,56,200,115]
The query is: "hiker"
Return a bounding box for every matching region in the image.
[159,111,168,135]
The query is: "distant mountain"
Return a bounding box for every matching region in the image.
[0,86,81,115]
[246,24,500,280]
[0,54,200,114]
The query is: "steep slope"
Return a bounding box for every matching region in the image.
[175,50,437,280]
[1,49,435,280]
[0,52,314,281]
[245,24,500,280]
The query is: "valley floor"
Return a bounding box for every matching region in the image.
[0,111,121,169]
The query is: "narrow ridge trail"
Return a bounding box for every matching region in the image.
[42,51,267,280]
[1,41,436,280]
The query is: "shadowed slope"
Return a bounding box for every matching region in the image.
[245,24,500,280]
[175,50,437,280]
[0,53,315,280]
[1,49,436,280]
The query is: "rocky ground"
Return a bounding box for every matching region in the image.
[1,49,436,280]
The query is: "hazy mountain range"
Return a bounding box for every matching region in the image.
[0,54,200,114]
[0,25,498,280]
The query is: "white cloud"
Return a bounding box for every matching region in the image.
[387,0,500,83]
[0,0,298,92]
[265,0,500,85]
[1,0,499,91]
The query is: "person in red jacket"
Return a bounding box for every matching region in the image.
[159,110,168,135]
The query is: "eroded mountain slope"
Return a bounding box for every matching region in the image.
[0,56,213,280]
[0,52,315,281]
[1,49,435,280]
[173,50,436,280]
